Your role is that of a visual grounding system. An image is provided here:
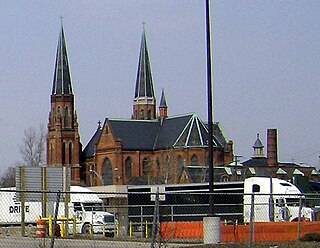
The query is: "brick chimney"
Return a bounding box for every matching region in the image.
[267,129,278,167]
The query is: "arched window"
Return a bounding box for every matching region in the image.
[64,106,69,127]
[147,109,152,120]
[156,158,160,174]
[50,143,53,164]
[125,157,132,178]
[177,156,184,176]
[102,158,113,185]
[57,106,62,124]
[57,106,61,117]
[52,107,55,122]
[142,157,149,176]
[140,109,144,119]
[191,155,199,165]
[68,142,72,164]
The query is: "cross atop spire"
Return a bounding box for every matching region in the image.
[134,24,155,99]
[132,24,156,120]
[52,22,73,95]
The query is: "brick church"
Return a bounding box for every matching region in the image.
[47,24,234,186]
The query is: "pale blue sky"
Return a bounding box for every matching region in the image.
[0,1,320,172]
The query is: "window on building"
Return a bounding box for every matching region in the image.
[52,107,55,122]
[191,155,199,166]
[69,142,72,164]
[50,143,53,164]
[177,156,184,176]
[147,109,152,120]
[140,109,144,119]
[142,157,149,176]
[125,157,132,178]
[156,158,160,174]
[57,106,61,118]
[102,158,113,185]
[64,106,69,127]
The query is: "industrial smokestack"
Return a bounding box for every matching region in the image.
[267,129,278,167]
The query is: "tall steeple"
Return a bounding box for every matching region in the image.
[132,24,156,120]
[47,21,81,185]
[52,21,73,95]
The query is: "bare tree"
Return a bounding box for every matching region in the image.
[19,124,47,167]
[0,166,16,187]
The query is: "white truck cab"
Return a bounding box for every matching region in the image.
[68,186,116,235]
[243,177,313,222]
[0,186,116,236]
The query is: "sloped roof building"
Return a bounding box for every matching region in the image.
[79,27,233,186]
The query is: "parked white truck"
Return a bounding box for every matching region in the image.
[0,186,116,236]
[243,177,313,222]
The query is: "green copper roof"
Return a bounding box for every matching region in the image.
[253,133,264,148]
[276,168,287,175]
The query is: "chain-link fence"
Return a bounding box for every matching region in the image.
[0,187,320,247]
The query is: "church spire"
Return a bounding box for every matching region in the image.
[132,24,156,120]
[52,21,73,95]
[47,22,81,186]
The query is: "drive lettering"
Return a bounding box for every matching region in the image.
[9,205,29,214]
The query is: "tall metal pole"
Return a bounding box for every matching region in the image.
[206,0,214,216]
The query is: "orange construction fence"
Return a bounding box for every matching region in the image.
[160,221,320,242]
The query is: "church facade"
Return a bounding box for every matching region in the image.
[47,24,234,186]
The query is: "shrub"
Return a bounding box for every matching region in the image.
[300,233,320,242]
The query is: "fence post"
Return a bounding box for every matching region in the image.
[48,215,53,236]
[129,221,132,237]
[20,166,26,237]
[297,196,302,241]
[73,215,76,236]
[248,192,255,248]
[150,187,160,248]
[140,206,143,239]
[50,191,61,248]
[171,205,174,239]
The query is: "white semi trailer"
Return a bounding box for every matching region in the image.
[127,177,315,224]
[0,186,116,235]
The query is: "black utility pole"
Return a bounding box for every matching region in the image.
[205,0,214,216]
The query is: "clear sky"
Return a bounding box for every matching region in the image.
[1,1,320,173]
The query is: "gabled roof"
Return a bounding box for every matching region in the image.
[242,157,268,167]
[108,119,159,150]
[155,113,220,149]
[52,23,73,95]
[80,127,102,161]
[82,113,227,160]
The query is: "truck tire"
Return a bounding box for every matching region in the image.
[81,223,91,234]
